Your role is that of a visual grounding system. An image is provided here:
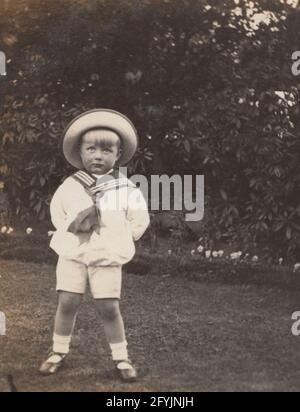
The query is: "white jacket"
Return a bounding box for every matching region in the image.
[49,173,150,266]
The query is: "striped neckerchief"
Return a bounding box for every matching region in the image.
[71,168,136,199]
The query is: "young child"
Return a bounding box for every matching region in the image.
[39,109,150,381]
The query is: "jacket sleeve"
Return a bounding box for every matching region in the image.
[126,188,150,241]
[50,177,96,232]
[50,185,69,231]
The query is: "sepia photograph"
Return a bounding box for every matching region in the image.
[0,0,300,394]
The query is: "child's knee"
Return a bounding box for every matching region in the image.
[98,299,120,321]
[58,292,82,315]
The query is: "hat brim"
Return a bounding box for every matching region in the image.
[62,109,138,169]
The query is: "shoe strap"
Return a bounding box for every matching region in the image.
[47,352,67,364]
[115,360,134,370]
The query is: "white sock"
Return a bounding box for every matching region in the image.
[53,333,71,354]
[109,340,128,361]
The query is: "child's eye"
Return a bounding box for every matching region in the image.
[87,147,96,152]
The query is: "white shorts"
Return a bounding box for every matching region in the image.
[56,257,122,299]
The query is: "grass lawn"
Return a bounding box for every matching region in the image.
[1,257,300,392]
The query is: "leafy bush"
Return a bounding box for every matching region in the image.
[0,0,299,260]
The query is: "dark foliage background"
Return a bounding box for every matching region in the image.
[0,0,299,260]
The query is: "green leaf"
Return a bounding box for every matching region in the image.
[40,176,46,186]
[286,226,292,240]
[178,121,185,131]
[183,140,190,153]
[220,189,228,201]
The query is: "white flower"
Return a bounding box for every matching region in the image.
[252,255,258,262]
[190,249,195,256]
[48,231,54,237]
[205,250,211,258]
[212,251,219,258]
[197,245,204,253]
[231,251,243,260]
[293,263,300,273]
[167,250,172,255]
[278,257,283,265]
[1,226,7,234]
[218,250,224,257]
[6,227,13,234]
[230,252,239,260]
[26,227,33,235]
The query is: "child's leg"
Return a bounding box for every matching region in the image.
[52,257,88,353]
[90,266,137,379]
[94,298,128,360]
[89,265,128,358]
[39,259,87,374]
[94,298,137,380]
[39,290,83,374]
[53,291,82,354]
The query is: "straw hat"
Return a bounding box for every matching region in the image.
[62,109,138,169]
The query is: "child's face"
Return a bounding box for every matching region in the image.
[79,129,121,175]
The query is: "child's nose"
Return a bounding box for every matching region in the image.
[94,149,103,159]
